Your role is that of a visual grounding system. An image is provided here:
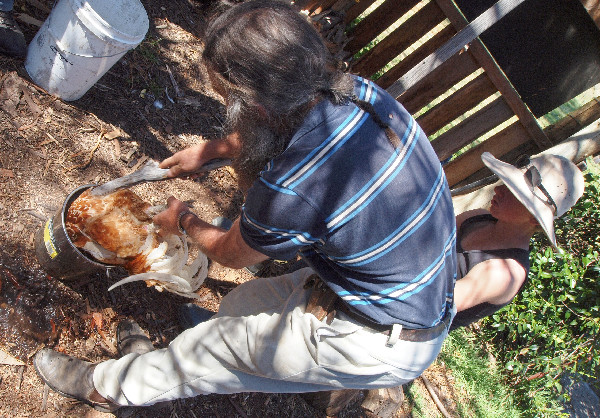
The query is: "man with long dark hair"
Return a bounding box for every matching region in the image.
[34,1,457,411]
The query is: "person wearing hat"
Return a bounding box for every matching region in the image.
[450,151,585,329]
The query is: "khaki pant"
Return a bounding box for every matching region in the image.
[94,267,451,406]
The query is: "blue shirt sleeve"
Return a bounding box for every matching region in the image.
[239,177,327,260]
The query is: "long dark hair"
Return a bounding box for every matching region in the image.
[202,0,353,189]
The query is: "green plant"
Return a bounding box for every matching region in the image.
[134,36,163,64]
[475,159,600,415]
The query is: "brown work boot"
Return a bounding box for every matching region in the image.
[0,10,26,58]
[117,319,154,356]
[33,349,119,412]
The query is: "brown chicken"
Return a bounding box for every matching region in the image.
[65,188,207,298]
[66,188,157,273]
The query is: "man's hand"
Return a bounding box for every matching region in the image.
[152,196,269,269]
[152,196,193,236]
[160,144,210,179]
[160,134,241,179]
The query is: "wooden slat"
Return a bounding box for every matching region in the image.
[375,24,455,89]
[431,96,515,160]
[345,0,420,57]
[386,0,527,99]
[443,121,529,187]
[457,141,539,188]
[447,99,600,188]
[545,97,600,144]
[351,1,446,77]
[330,0,361,14]
[398,51,479,114]
[435,0,552,150]
[344,0,377,24]
[416,72,497,135]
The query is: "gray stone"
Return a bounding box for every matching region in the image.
[562,374,600,418]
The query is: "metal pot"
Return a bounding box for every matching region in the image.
[34,184,112,281]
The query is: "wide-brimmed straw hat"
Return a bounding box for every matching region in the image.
[481,152,585,248]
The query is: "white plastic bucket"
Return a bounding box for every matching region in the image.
[25,0,149,101]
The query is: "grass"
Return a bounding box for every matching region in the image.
[404,385,434,417]
[438,329,522,417]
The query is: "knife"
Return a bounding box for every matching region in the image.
[90,158,231,196]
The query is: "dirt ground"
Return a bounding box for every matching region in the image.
[0,1,462,416]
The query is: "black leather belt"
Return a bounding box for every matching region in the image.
[335,299,450,342]
[305,274,450,343]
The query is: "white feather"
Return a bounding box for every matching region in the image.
[109,272,193,292]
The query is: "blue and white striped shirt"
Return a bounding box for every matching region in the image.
[240,75,456,328]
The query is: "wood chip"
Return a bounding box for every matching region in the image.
[22,209,47,221]
[0,168,14,178]
[16,365,25,390]
[421,375,451,418]
[166,64,183,98]
[20,86,42,117]
[179,96,204,107]
[43,159,51,176]
[130,155,149,172]
[27,147,47,160]
[18,121,37,132]
[113,138,121,158]
[65,138,101,171]
[228,397,248,418]
[103,128,126,140]
[0,348,24,365]
[14,13,43,27]
[41,384,49,411]
[38,139,54,146]
[0,73,21,120]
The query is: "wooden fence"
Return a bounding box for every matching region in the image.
[297,0,600,189]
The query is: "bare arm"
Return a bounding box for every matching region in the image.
[152,196,269,270]
[454,258,527,311]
